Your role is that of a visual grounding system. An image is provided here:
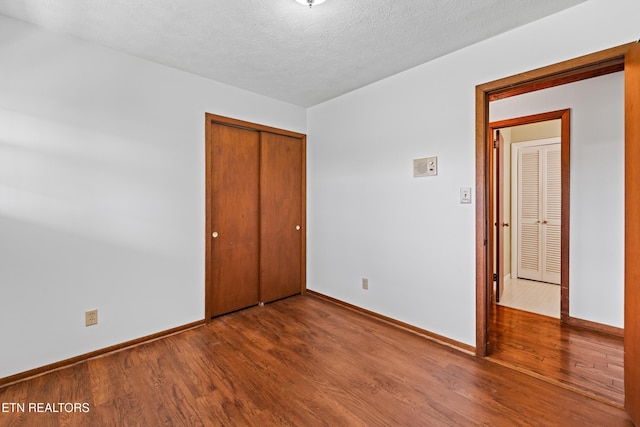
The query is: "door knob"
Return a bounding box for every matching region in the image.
[502,223,509,227]
[542,220,548,224]
[212,231,219,238]
[296,225,301,231]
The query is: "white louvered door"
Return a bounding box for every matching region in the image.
[517,143,561,284]
[518,148,541,280]
[542,146,561,284]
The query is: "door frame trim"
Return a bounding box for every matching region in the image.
[490,110,570,321]
[204,113,307,321]
[475,42,632,356]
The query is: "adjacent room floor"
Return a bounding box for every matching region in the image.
[497,277,560,318]
[491,276,623,407]
[488,304,624,407]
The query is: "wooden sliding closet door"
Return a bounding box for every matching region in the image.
[207,123,260,317]
[260,132,303,303]
[206,114,306,319]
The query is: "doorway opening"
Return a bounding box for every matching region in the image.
[490,112,569,321]
[475,43,631,355]
[476,42,640,415]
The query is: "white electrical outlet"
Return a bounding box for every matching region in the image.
[362,278,369,290]
[85,309,98,326]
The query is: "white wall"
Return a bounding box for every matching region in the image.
[492,73,624,327]
[0,15,305,378]
[510,121,561,143]
[307,0,637,345]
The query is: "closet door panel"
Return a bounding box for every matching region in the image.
[518,148,542,280]
[209,123,260,316]
[542,145,561,284]
[260,132,303,303]
[515,143,561,284]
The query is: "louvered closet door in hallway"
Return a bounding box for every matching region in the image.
[517,143,561,284]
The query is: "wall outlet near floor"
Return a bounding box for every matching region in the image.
[85,309,98,327]
[362,278,369,290]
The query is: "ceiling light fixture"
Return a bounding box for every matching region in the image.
[295,0,326,8]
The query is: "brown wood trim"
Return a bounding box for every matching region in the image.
[489,109,568,128]
[567,317,624,338]
[475,86,489,355]
[489,109,571,323]
[489,62,624,101]
[306,290,476,354]
[625,42,640,423]
[480,43,632,99]
[476,41,635,358]
[300,135,307,295]
[205,113,306,139]
[0,320,204,390]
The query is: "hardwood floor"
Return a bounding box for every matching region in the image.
[488,304,624,407]
[0,295,632,426]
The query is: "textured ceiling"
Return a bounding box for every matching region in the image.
[0,0,587,107]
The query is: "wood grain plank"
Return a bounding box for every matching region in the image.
[0,295,632,426]
[489,305,624,406]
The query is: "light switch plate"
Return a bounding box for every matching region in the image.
[460,188,472,204]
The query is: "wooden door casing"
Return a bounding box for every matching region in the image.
[624,41,640,425]
[495,130,505,302]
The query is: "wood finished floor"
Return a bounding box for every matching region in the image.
[0,295,632,426]
[489,304,624,407]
